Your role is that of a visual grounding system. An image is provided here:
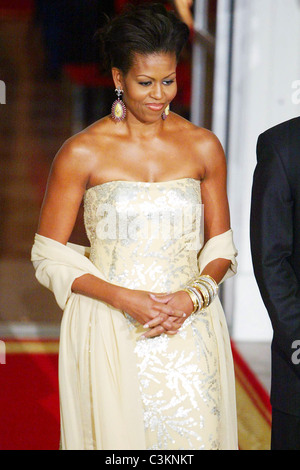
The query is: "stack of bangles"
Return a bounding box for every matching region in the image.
[181,274,219,314]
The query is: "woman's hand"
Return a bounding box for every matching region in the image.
[117,288,187,335]
[139,290,195,339]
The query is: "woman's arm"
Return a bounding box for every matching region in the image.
[37,135,90,243]
[197,130,231,279]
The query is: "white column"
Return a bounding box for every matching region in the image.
[225,0,300,341]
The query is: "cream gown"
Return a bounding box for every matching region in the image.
[31,177,238,450]
[82,177,235,450]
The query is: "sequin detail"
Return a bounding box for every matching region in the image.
[83,178,221,450]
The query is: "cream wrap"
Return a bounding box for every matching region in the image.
[31,228,238,450]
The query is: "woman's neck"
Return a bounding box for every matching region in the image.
[123,111,165,140]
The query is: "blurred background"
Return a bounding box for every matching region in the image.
[1,0,300,405]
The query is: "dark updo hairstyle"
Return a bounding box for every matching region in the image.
[97,3,190,75]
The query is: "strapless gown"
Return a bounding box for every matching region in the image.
[77,178,236,450]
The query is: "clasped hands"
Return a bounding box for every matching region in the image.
[122,289,194,340]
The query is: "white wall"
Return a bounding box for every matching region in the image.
[224,0,300,341]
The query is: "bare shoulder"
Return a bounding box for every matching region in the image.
[51,117,111,184]
[170,113,226,172]
[194,127,226,168]
[170,113,222,145]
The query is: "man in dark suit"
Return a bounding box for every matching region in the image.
[250,116,300,450]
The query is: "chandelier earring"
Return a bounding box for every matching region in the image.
[111,87,127,122]
[162,103,170,120]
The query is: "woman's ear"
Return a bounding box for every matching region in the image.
[111,68,124,90]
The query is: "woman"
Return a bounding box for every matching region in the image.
[31,3,238,450]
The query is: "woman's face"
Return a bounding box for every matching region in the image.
[113,52,177,123]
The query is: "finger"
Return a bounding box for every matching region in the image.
[146,312,185,330]
[141,325,166,339]
[173,309,187,319]
[165,329,179,336]
[144,314,168,329]
[168,316,186,327]
[160,319,175,330]
[145,317,182,332]
[152,304,186,318]
[145,309,185,330]
[138,326,178,340]
[162,319,182,331]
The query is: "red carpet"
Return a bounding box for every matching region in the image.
[0,340,60,451]
[0,339,271,450]
[232,342,272,450]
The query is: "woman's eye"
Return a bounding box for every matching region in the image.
[138,80,175,87]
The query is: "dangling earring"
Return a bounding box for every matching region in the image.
[111,87,127,122]
[162,104,170,120]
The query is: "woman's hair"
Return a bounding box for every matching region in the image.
[97,3,190,75]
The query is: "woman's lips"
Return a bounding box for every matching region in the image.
[145,103,165,111]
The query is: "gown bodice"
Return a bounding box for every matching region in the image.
[83,178,203,293]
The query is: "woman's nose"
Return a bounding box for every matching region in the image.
[150,83,163,100]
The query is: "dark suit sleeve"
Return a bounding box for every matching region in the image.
[250,132,300,377]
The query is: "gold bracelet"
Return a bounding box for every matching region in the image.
[199,274,219,294]
[183,273,219,312]
[188,274,219,307]
[188,274,218,291]
[181,288,199,314]
[188,286,204,312]
[195,283,210,308]
[192,279,215,304]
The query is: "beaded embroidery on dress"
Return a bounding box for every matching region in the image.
[83,178,222,450]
